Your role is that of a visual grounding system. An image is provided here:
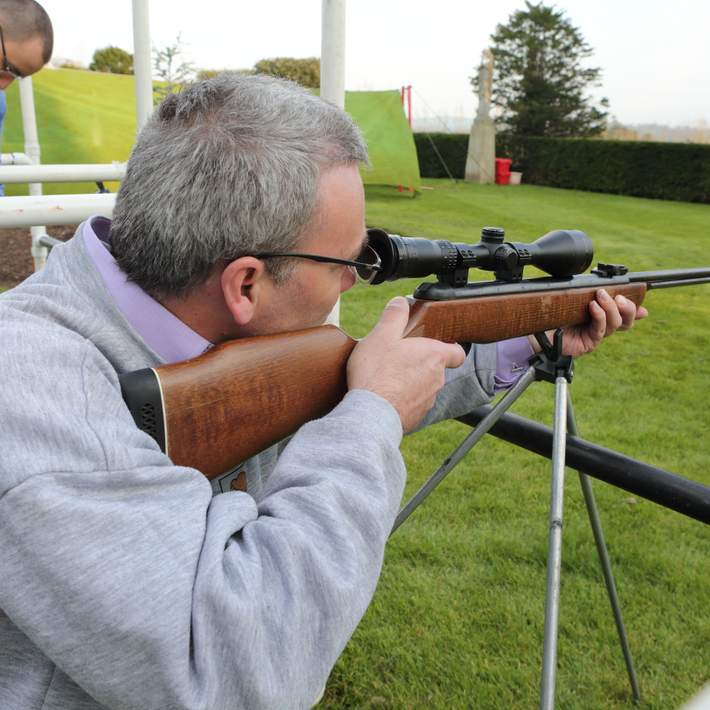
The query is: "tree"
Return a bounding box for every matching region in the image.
[153,34,195,104]
[477,2,608,138]
[253,57,320,88]
[89,46,133,75]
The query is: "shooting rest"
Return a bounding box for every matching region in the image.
[390,329,642,709]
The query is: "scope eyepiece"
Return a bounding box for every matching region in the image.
[363,228,461,285]
[364,226,593,285]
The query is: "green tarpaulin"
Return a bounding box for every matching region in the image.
[344,90,420,191]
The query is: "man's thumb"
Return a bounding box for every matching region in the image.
[371,296,410,339]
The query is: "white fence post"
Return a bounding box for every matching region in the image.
[18,76,48,270]
[321,0,347,325]
[132,0,153,132]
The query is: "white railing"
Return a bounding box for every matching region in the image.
[0,194,115,228]
[0,162,126,184]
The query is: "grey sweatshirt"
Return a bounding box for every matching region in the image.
[0,230,496,709]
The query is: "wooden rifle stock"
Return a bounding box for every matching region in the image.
[120,282,647,479]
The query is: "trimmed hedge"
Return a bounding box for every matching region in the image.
[413,133,710,204]
[413,133,468,180]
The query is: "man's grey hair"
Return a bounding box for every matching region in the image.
[110,73,369,298]
[0,0,53,64]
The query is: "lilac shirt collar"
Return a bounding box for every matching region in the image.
[82,217,212,364]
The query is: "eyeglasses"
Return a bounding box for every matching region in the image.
[0,24,24,80]
[254,243,383,283]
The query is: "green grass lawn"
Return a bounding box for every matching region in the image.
[324,180,710,709]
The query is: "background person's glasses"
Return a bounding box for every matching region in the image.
[254,244,382,283]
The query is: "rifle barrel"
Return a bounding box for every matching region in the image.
[629,268,710,289]
[646,277,710,290]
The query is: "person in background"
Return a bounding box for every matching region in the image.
[0,0,53,196]
[0,0,52,89]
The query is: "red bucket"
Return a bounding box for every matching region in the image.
[495,158,512,185]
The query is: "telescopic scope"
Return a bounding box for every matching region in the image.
[363,227,594,286]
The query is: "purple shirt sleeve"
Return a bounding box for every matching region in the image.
[494,337,534,391]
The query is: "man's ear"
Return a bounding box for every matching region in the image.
[221,257,269,326]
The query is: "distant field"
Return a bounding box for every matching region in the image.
[1,68,419,195]
[327,180,710,709]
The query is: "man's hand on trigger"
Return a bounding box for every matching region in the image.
[347,297,466,433]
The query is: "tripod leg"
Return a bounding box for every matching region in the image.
[390,365,537,535]
[540,376,569,710]
[567,395,641,702]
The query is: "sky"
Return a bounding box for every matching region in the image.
[40,0,710,128]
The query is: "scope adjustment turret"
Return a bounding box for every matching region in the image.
[481,227,505,244]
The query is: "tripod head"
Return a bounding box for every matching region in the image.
[364,226,594,287]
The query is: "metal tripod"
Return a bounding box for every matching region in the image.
[390,330,641,708]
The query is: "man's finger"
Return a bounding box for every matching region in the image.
[440,341,467,369]
[368,296,410,340]
[596,289,622,334]
[586,298,607,344]
[409,339,466,370]
[615,295,647,330]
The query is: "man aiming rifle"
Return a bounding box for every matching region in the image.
[0,74,643,709]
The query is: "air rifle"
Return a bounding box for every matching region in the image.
[119,226,710,480]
